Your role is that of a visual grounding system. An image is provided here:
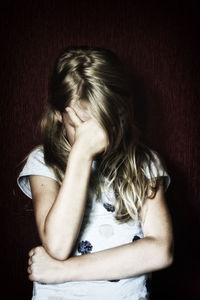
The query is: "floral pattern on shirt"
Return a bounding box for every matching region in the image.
[132,235,141,242]
[78,240,93,255]
[103,202,115,212]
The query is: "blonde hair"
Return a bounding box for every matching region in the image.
[41,46,163,222]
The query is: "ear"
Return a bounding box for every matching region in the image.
[55,110,63,123]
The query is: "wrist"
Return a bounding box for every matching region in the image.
[70,144,95,162]
[61,257,77,282]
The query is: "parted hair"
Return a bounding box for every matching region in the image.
[40,46,163,222]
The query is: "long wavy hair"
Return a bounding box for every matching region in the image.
[40,46,163,222]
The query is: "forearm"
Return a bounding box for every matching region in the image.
[43,148,93,260]
[62,237,173,281]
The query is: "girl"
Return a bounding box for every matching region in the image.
[17,46,173,300]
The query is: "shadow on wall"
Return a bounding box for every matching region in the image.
[126,71,199,299]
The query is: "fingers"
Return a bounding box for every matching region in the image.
[28,248,35,257]
[27,265,35,281]
[27,248,37,280]
[27,255,33,278]
[28,251,34,268]
[28,256,33,264]
[65,107,82,127]
[28,246,42,270]
[28,246,43,257]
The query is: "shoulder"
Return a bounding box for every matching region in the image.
[17,145,58,199]
[25,145,46,169]
[141,147,171,192]
[20,145,55,176]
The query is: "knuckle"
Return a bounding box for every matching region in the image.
[32,255,36,262]
[35,246,42,254]
[28,249,34,257]
[28,274,34,281]
[35,247,39,254]
[31,263,36,273]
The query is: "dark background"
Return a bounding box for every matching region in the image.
[1,1,200,299]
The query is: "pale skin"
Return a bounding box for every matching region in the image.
[27,100,174,283]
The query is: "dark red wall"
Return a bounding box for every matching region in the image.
[1,1,200,299]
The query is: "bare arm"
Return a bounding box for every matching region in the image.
[64,181,174,281]
[28,181,174,283]
[30,107,108,260]
[30,150,93,260]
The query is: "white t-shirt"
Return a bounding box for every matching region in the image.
[17,145,170,300]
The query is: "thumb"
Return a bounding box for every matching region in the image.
[65,107,82,127]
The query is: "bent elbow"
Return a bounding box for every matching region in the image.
[159,240,174,269]
[162,251,173,268]
[44,243,71,261]
[50,250,70,261]
[166,245,174,267]
[41,231,73,260]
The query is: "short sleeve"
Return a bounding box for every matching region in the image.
[17,146,59,199]
[144,151,171,192]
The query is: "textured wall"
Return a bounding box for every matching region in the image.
[0,1,199,299]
